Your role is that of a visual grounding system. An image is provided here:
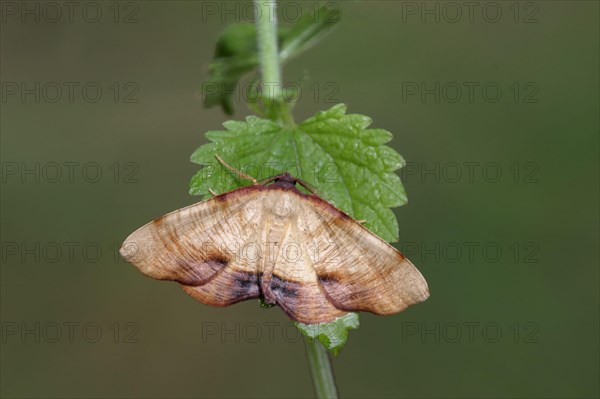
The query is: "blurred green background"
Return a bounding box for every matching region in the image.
[1,1,598,398]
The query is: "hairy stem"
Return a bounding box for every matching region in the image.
[305,338,339,399]
[255,0,283,101]
[254,0,293,125]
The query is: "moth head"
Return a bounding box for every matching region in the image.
[266,173,317,195]
[268,172,298,189]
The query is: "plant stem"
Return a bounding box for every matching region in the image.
[255,0,283,101]
[254,0,294,125]
[304,338,339,399]
[254,3,337,397]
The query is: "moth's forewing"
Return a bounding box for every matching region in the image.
[293,192,429,316]
[120,186,267,304]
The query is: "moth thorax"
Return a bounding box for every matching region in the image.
[271,194,297,219]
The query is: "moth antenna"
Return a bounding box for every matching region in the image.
[214,154,258,184]
[260,175,279,185]
[356,220,367,224]
[208,188,218,196]
[296,178,319,195]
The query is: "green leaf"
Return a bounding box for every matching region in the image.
[202,23,259,115]
[190,104,407,242]
[190,104,407,354]
[296,313,360,356]
[202,5,340,114]
[278,5,341,63]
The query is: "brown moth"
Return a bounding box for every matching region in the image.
[120,172,429,324]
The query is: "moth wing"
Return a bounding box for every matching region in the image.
[267,204,348,324]
[297,195,429,316]
[120,186,265,305]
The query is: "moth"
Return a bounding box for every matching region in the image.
[120,164,429,324]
